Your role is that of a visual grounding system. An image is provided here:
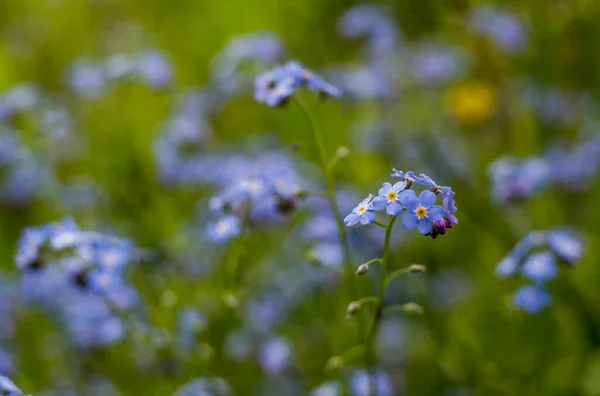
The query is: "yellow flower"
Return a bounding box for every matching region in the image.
[444,82,497,124]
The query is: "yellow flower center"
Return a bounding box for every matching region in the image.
[357,205,367,214]
[415,206,428,219]
[386,191,397,201]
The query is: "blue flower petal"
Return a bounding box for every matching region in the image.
[359,211,376,225]
[419,190,436,207]
[392,180,407,191]
[379,182,392,196]
[344,213,360,226]
[401,212,418,229]
[386,200,403,216]
[371,196,387,211]
[417,218,432,234]
[400,193,419,211]
[360,194,373,206]
[428,206,445,222]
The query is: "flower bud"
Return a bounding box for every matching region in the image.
[325,356,344,372]
[356,263,369,275]
[408,264,426,273]
[402,302,424,314]
[347,301,361,315]
[335,146,350,158]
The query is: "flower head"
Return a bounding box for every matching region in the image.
[520,251,557,284]
[371,181,408,215]
[513,284,550,313]
[400,190,445,234]
[344,194,376,226]
[546,229,584,264]
[254,61,341,107]
[206,216,241,244]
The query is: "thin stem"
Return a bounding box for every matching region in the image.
[363,258,382,267]
[357,296,379,306]
[382,302,424,316]
[365,215,397,369]
[373,220,387,229]
[384,267,413,287]
[295,96,366,341]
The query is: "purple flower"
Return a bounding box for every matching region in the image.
[400,190,445,234]
[344,194,376,226]
[371,181,408,215]
[443,191,458,225]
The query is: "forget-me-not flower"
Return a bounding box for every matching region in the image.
[513,284,551,314]
[520,251,558,284]
[206,216,241,244]
[344,194,376,226]
[371,181,408,215]
[400,190,445,234]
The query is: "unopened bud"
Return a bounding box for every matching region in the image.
[325,356,344,372]
[335,146,350,158]
[356,263,369,275]
[402,302,424,314]
[408,264,426,273]
[347,301,361,315]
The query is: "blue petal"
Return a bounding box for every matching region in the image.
[359,211,376,225]
[417,218,432,234]
[428,206,445,222]
[419,190,436,207]
[400,193,419,211]
[392,180,407,191]
[386,200,403,216]
[379,182,392,196]
[360,194,373,206]
[344,213,359,226]
[401,212,418,229]
[371,196,387,211]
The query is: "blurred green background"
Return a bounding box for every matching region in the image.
[1,0,600,395]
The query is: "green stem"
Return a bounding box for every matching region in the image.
[384,267,413,287]
[365,215,397,369]
[295,97,365,341]
[357,296,379,306]
[373,220,387,229]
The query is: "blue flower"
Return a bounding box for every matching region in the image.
[344,194,376,226]
[400,190,445,234]
[443,191,458,224]
[371,181,408,215]
[206,216,241,243]
[513,284,551,313]
[520,251,558,284]
[390,168,418,182]
[173,377,232,396]
[254,61,341,107]
[546,229,584,264]
[135,50,172,90]
[0,376,25,396]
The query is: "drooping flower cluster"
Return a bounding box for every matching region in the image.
[254,61,341,107]
[496,228,585,313]
[344,169,458,238]
[488,131,600,202]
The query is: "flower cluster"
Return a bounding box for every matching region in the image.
[488,131,600,202]
[68,49,172,97]
[344,169,458,238]
[496,228,585,313]
[15,218,137,299]
[206,152,307,243]
[254,61,341,107]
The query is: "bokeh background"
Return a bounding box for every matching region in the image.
[1,0,600,395]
